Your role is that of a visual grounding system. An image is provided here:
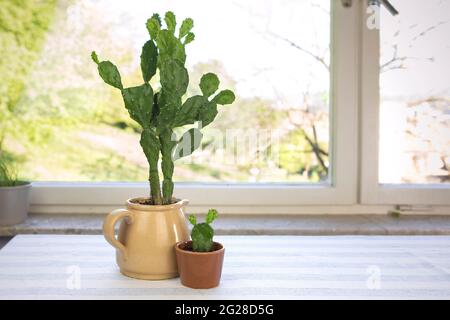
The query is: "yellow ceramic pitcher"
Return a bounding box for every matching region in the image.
[103,198,190,280]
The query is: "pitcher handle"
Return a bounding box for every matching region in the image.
[103,209,133,260]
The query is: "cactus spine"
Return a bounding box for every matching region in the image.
[92,12,235,205]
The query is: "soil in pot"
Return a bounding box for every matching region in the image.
[175,240,225,289]
[132,197,180,206]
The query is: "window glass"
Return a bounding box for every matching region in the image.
[0,0,330,183]
[379,0,450,184]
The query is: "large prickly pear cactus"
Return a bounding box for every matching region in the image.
[188,209,218,252]
[92,12,235,205]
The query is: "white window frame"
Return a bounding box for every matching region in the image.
[359,1,450,206]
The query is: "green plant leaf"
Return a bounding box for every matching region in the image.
[212,89,235,105]
[156,30,186,65]
[160,59,189,96]
[146,14,161,39]
[156,93,180,130]
[206,209,218,224]
[152,13,162,26]
[188,214,197,226]
[199,73,219,97]
[121,83,153,128]
[184,32,195,45]
[140,128,161,165]
[158,59,188,128]
[164,11,176,34]
[0,157,18,187]
[191,223,214,252]
[179,18,193,39]
[198,101,218,127]
[97,60,123,90]
[173,128,203,160]
[91,51,99,64]
[173,95,208,127]
[140,40,158,83]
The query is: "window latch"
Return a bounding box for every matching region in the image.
[368,0,399,15]
[342,0,399,16]
[389,205,433,217]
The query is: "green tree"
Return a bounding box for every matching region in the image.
[0,0,57,145]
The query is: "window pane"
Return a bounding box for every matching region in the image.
[379,0,450,184]
[1,0,330,183]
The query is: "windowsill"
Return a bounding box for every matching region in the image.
[1,213,450,236]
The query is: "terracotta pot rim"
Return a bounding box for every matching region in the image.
[126,197,189,211]
[0,181,31,190]
[175,241,224,256]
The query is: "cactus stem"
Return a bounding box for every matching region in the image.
[149,163,162,205]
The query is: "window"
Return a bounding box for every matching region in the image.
[1,0,447,213]
[1,0,360,212]
[361,0,450,205]
[2,0,331,183]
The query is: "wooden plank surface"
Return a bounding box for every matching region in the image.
[0,235,449,299]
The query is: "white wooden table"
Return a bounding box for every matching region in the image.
[0,235,449,300]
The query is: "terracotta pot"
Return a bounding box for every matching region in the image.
[175,240,225,289]
[103,198,189,280]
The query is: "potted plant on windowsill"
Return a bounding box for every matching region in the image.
[0,156,31,226]
[175,209,225,289]
[95,12,235,280]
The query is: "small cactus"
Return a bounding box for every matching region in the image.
[189,209,218,252]
[92,12,235,205]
